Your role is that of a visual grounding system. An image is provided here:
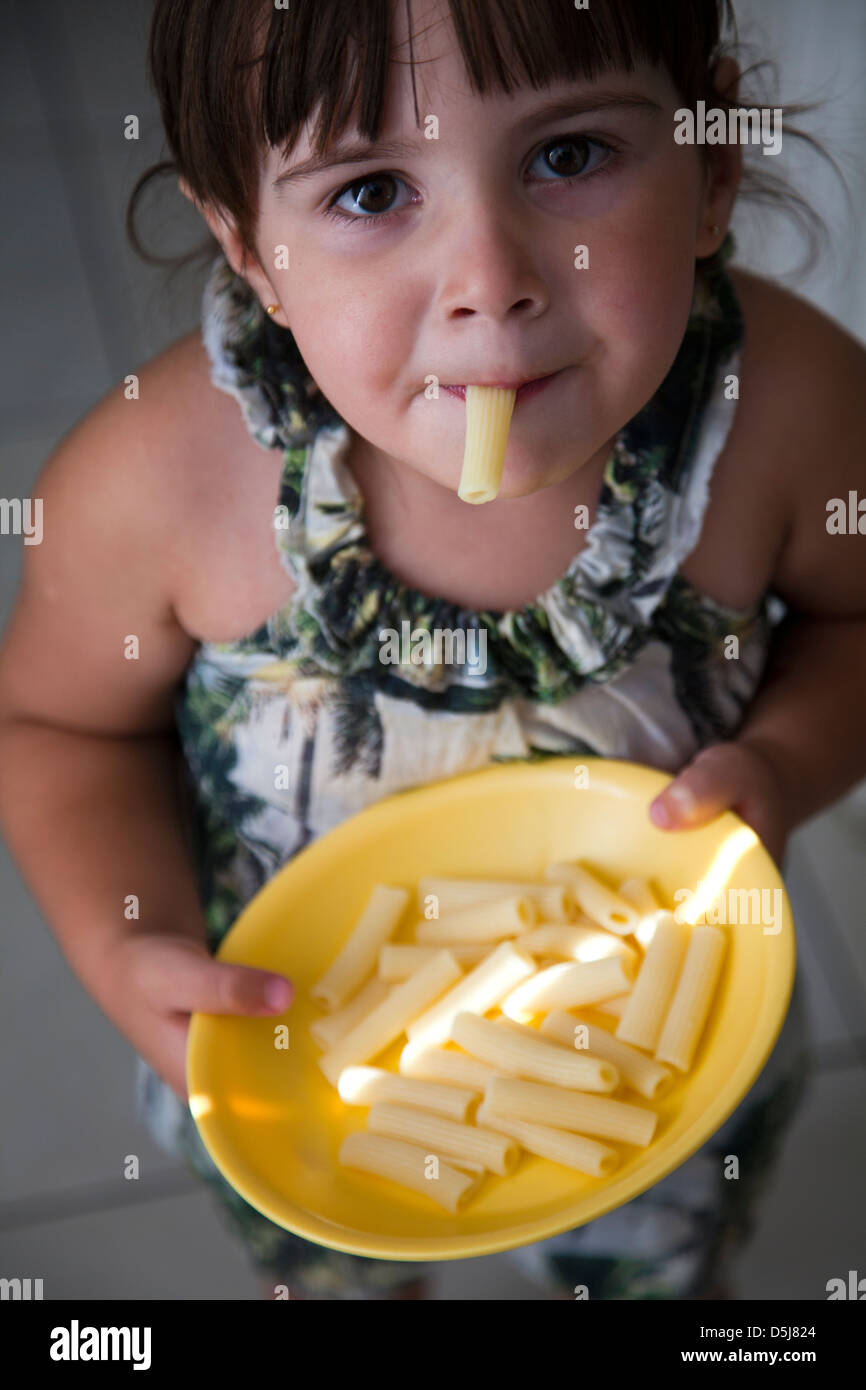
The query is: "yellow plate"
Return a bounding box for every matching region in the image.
[186,756,795,1261]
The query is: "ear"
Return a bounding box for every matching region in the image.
[712,56,740,106]
[177,176,284,321]
[694,57,743,259]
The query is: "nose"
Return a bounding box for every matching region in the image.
[437,197,550,323]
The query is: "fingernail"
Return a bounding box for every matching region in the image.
[667,784,697,815]
[266,978,291,1009]
[650,800,672,827]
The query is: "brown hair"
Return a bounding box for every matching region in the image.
[127,0,850,284]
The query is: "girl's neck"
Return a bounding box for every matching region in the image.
[343,430,615,610]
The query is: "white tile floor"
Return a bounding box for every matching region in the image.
[1,1,864,1302]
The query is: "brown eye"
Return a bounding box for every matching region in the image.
[342,174,399,215]
[529,134,617,185]
[543,138,591,177]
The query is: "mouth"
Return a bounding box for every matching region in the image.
[442,370,562,405]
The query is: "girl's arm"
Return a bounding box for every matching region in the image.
[734,613,866,827]
[0,366,293,1099]
[652,295,866,855]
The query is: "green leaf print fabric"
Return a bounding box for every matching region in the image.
[135,231,812,1298]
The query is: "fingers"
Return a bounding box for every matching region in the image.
[163,1013,192,1104]
[135,935,294,1017]
[182,960,294,1016]
[649,743,748,828]
[130,1013,191,1106]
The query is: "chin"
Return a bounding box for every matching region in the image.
[498,464,580,499]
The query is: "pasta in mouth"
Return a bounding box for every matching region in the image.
[457,385,517,503]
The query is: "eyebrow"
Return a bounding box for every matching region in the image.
[270,89,663,192]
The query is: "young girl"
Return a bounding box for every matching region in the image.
[1,0,864,1301]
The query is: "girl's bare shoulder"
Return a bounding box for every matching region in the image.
[727,264,866,617]
[136,327,260,473]
[133,328,295,643]
[729,264,865,369]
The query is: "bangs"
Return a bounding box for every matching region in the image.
[251,0,732,166]
[137,0,852,284]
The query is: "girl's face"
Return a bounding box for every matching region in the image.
[232,0,738,501]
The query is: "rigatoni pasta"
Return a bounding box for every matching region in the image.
[414,895,535,943]
[457,385,516,504]
[311,883,409,1011]
[449,1011,619,1092]
[309,974,392,1050]
[538,1010,674,1101]
[475,1103,620,1178]
[366,1101,520,1174]
[545,862,641,936]
[378,942,490,980]
[398,1043,499,1090]
[406,941,535,1052]
[654,925,726,1071]
[337,1133,482,1213]
[318,949,461,1086]
[501,955,636,1022]
[614,911,691,1050]
[514,923,638,968]
[309,864,729,1213]
[483,1075,658,1146]
[417,877,572,921]
[337,1065,479,1121]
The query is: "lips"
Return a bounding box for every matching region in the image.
[443,371,561,402]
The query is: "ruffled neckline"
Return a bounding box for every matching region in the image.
[201,233,759,702]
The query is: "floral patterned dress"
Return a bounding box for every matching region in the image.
[136,232,811,1299]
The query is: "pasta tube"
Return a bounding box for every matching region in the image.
[318,950,462,1086]
[310,883,409,1011]
[475,1102,620,1177]
[615,912,691,1050]
[545,863,641,935]
[337,1133,482,1213]
[457,386,516,504]
[367,1101,520,1174]
[309,974,391,1050]
[398,1043,499,1091]
[414,894,536,943]
[417,878,573,921]
[593,995,629,1019]
[451,1011,619,1092]
[337,1065,478,1121]
[500,955,636,1022]
[484,1075,658,1146]
[514,924,639,968]
[378,943,489,980]
[618,877,666,947]
[406,941,535,1051]
[654,924,727,1071]
[539,1011,674,1101]
[618,877,663,915]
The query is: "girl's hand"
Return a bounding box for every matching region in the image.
[648,739,792,869]
[106,932,294,1105]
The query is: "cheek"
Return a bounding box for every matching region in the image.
[290,287,410,396]
[575,239,697,427]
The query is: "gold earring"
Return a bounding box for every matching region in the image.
[711,224,721,236]
[266,304,279,316]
